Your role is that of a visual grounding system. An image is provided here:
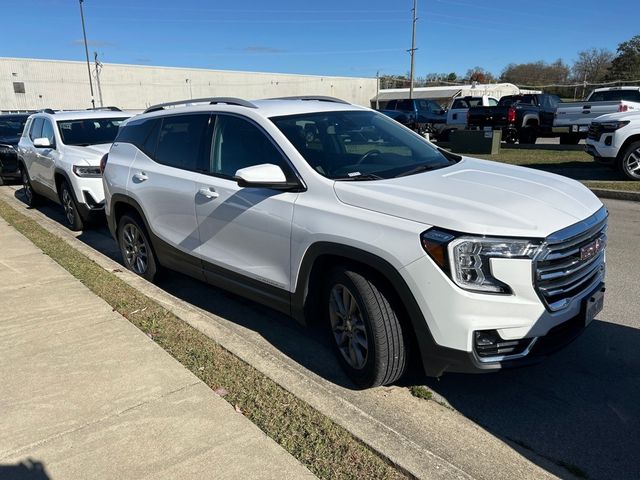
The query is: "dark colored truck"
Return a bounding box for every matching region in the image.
[466,94,561,144]
[0,113,31,183]
[376,98,447,134]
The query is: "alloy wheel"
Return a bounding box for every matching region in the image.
[624,148,640,179]
[122,223,148,274]
[22,170,32,204]
[61,187,75,226]
[329,283,369,370]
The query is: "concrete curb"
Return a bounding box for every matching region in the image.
[590,188,640,202]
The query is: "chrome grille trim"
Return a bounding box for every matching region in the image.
[534,207,608,312]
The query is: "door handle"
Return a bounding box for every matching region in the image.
[198,187,219,199]
[133,172,148,182]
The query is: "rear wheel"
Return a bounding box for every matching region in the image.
[21,165,41,207]
[325,267,407,388]
[60,181,84,231]
[618,141,640,180]
[117,214,159,282]
[518,127,538,144]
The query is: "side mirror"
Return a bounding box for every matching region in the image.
[234,163,300,190]
[33,137,53,148]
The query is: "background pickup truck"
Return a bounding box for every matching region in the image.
[377,98,446,134]
[553,86,640,144]
[466,93,561,144]
[437,95,498,140]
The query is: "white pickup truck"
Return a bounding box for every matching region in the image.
[436,95,498,141]
[553,86,640,144]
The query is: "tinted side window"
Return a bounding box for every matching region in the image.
[41,119,55,145]
[115,118,159,156]
[155,114,210,171]
[30,118,43,141]
[211,115,289,179]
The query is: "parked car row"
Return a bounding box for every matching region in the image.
[375,86,640,147]
[5,96,608,389]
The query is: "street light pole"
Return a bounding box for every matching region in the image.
[79,0,95,108]
[408,0,418,100]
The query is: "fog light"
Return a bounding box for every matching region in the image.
[604,135,612,146]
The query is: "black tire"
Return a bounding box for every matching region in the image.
[618,140,640,181]
[560,134,580,145]
[117,214,159,282]
[325,267,407,388]
[59,181,84,231]
[518,127,538,145]
[20,165,42,207]
[503,129,518,144]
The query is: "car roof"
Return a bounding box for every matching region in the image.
[132,98,368,123]
[32,110,134,121]
[593,86,640,92]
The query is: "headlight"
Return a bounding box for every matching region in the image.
[421,229,539,294]
[72,165,102,178]
[597,120,629,132]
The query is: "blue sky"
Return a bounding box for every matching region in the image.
[2,0,638,79]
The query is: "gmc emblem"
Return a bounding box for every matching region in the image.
[580,236,605,261]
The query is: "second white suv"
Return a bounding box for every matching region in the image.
[18,108,132,230]
[103,97,607,388]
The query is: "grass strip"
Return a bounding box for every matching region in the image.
[0,199,409,480]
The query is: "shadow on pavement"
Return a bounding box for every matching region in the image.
[0,459,51,480]
[424,319,640,480]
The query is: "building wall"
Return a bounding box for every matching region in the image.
[0,57,377,111]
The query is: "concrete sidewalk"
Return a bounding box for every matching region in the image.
[0,218,315,480]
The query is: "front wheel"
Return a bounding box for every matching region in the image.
[117,214,159,282]
[21,165,41,207]
[60,181,84,231]
[325,267,407,388]
[618,141,640,180]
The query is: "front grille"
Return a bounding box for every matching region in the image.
[587,123,604,140]
[534,208,607,311]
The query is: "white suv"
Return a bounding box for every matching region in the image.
[103,97,607,388]
[18,108,132,230]
[585,110,640,180]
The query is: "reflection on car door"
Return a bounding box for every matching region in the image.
[126,114,211,278]
[37,119,58,191]
[194,114,299,297]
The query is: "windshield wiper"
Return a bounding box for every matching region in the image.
[395,164,438,178]
[335,173,384,181]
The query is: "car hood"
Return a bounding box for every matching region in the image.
[333,157,603,238]
[63,143,111,165]
[593,110,640,123]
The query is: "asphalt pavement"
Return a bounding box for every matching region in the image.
[1,184,638,480]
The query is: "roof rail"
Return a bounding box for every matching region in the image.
[269,96,350,105]
[39,109,56,114]
[86,106,122,112]
[143,97,257,114]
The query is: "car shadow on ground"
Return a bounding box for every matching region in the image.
[10,187,639,479]
[422,318,640,480]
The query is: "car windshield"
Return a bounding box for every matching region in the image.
[57,117,127,146]
[271,110,457,180]
[0,116,28,138]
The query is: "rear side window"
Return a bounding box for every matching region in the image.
[116,118,161,158]
[155,114,210,171]
[29,118,43,140]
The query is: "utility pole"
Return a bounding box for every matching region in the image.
[408,0,418,100]
[375,71,380,109]
[79,0,95,108]
[94,51,104,107]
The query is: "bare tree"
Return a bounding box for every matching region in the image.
[464,67,496,84]
[572,48,614,83]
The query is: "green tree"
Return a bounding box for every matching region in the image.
[607,35,640,81]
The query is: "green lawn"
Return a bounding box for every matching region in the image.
[470,149,640,192]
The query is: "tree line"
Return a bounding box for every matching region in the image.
[380,34,640,99]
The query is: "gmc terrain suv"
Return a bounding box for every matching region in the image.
[103,96,607,388]
[18,108,131,230]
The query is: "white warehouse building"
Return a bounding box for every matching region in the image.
[0,57,378,112]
